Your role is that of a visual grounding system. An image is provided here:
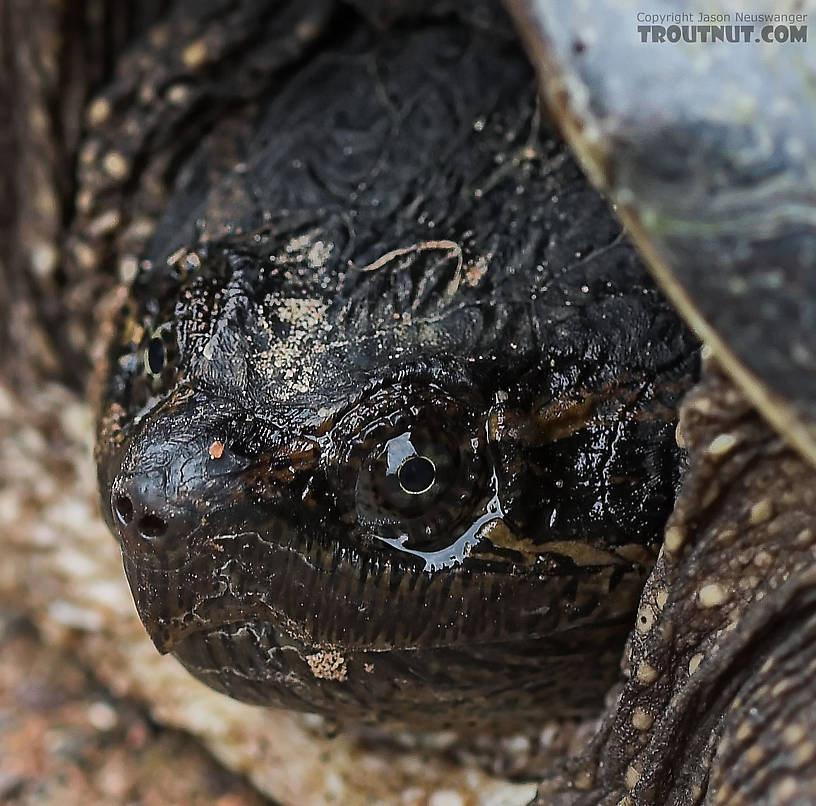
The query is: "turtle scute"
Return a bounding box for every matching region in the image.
[94,5,699,730]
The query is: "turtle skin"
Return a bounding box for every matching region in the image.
[92,2,697,731]
[508,0,816,462]
[506,0,816,802]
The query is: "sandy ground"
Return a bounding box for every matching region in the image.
[0,610,270,805]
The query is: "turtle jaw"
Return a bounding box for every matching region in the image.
[117,508,651,728]
[96,363,676,727]
[167,613,637,730]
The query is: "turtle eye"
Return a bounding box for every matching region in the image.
[145,336,166,376]
[324,384,494,564]
[353,422,490,557]
[370,430,453,516]
[398,454,436,495]
[143,325,177,380]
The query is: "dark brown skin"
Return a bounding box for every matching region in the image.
[94,6,697,731]
[502,2,816,800]
[0,0,173,386]
[1,0,335,388]
[507,0,816,463]
[540,365,816,804]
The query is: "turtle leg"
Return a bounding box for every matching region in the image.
[1,0,336,390]
[1,0,170,387]
[707,600,816,804]
[538,363,816,804]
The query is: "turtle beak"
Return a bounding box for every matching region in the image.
[102,392,252,570]
[99,388,323,654]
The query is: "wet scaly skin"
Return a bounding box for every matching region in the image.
[96,12,698,730]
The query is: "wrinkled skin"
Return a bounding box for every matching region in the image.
[509,0,816,463]
[506,0,816,802]
[95,8,697,730]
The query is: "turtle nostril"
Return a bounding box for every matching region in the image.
[138,514,168,539]
[114,494,134,524]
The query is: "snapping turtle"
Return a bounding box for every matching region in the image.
[3,0,815,803]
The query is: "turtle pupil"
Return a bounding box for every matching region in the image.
[146,336,166,375]
[398,455,436,495]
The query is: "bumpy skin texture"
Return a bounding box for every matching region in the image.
[541,366,816,804]
[1,0,336,386]
[9,0,816,802]
[95,7,698,730]
[0,0,171,385]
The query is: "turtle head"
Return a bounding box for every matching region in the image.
[94,17,697,728]
[95,233,691,729]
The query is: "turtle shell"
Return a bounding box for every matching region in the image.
[507,0,816,464]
